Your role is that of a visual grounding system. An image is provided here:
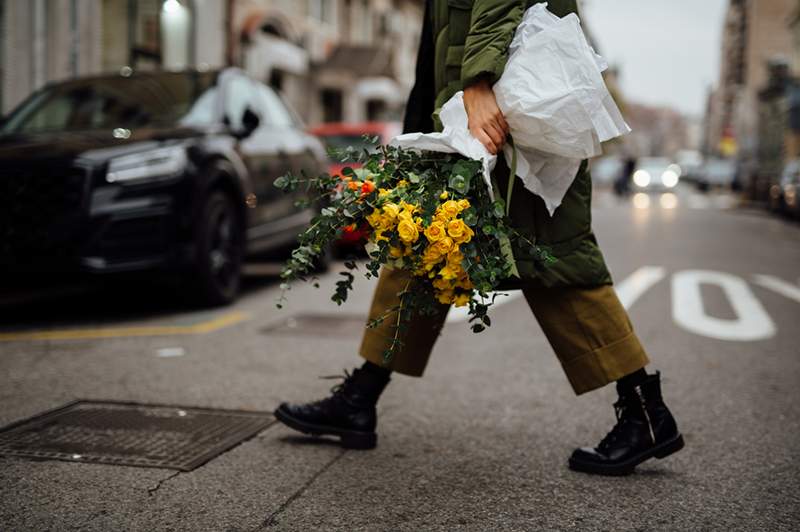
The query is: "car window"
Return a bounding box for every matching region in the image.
[1,72,219,134]
[224,76,257,130]
[254,85,295,128]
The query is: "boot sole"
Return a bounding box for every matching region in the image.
[568,433,685,476]
[274,406,377,450]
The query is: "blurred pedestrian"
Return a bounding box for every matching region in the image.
[614,156,636,197]
[275,0,684,476]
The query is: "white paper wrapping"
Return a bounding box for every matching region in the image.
[391,3,630,215]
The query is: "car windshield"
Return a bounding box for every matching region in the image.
[0,72,219,135]
[637,158,671,173]
[319,134,380,155]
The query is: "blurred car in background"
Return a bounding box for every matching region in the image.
[696,158,736,192]
[632,157,681,191]
[310,121,402,176]
[310,121,401,255]
[771,158,800,218]
[0,68,326,305]
[589,155,624,187]
[674,150,703,183]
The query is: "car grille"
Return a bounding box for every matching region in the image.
[0,166,89,267]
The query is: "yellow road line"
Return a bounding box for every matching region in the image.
[0,311,249,342]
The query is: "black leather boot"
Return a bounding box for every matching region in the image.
[569,372,684,476]
[274,367,389,450]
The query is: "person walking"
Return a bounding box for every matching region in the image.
[275,0,684,476]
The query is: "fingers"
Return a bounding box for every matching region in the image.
[485,121,506,148]
[497,112,510,135]
[473,128,498,155]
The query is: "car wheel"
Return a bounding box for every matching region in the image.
[192,190,243,306]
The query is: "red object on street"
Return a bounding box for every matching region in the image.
[309,122,401,251]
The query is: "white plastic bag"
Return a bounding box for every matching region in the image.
[392,3,630,215]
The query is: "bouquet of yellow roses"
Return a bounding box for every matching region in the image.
[275,142,554,360]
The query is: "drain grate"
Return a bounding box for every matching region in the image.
[261,313,368,337]
[0,401,275,471]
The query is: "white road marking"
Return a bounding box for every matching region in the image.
[672,270,776,341]
[156,347,186,358]
[446,265,665,323]
[752,274,800,304]
[614,266,667,310]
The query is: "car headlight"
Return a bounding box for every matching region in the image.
[633,170,651,187]
[106,146,187,184]
[661,170,679,188]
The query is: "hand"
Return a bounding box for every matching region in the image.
[463,79,509,155]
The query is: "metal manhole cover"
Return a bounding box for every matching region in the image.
[0,401,275,471]
[261,313,368,337]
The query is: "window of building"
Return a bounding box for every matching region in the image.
[366,99,386,122]
[321,88,343,123]
[101,0,193,72]
[309,0,335,25]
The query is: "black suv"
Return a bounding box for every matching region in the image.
[0,68,326,304]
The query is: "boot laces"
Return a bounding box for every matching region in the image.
[319,370,354,396]
[306,370,356,408]
[597,400,631,451]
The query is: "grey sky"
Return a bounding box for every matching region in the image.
[582,0,728,116]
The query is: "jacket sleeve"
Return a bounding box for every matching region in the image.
[461,0,527,88]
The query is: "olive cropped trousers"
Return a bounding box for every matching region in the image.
[359,267,649,395]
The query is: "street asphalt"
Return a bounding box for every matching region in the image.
[1,185,799,531]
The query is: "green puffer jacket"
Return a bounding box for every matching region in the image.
[432,0,612,287]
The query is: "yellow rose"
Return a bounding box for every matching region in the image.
[447,219,467,240]
[397,218,420,244]
[436,289,454,305]
[440,200,461,219]
[424,221,447,242]
[447,248,464,269]
[397,179,409,187]
[457,199,470,211]
[439,264,459,281]
[433,277,453,292]
[455,274,473,290]
[453,225,474,244]
[433,236,454,256]
[453,292,471,307]
[422,246,444,269]
[440,190,449,199]
[400,201,418,214]
[383,203,400,220]
[366,209,383,229]
[389,246,404,258]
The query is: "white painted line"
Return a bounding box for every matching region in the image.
[672,270,776,341]
[156,347,186,358]
[614,266,667,310]
[753,274,800,304]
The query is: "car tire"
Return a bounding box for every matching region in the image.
[191,189,244,306]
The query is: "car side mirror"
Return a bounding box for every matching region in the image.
[236,107,260,139]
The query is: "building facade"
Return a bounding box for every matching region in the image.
[0,0,423,125]
[229,0,423,125]
[706,0,794,160]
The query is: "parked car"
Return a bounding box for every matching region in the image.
[309,122,401,254]
[674,150,703,183]
[772,159,800,218]
[0,68,327,305]
[631,157,681,191]
[697,158,736,192]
